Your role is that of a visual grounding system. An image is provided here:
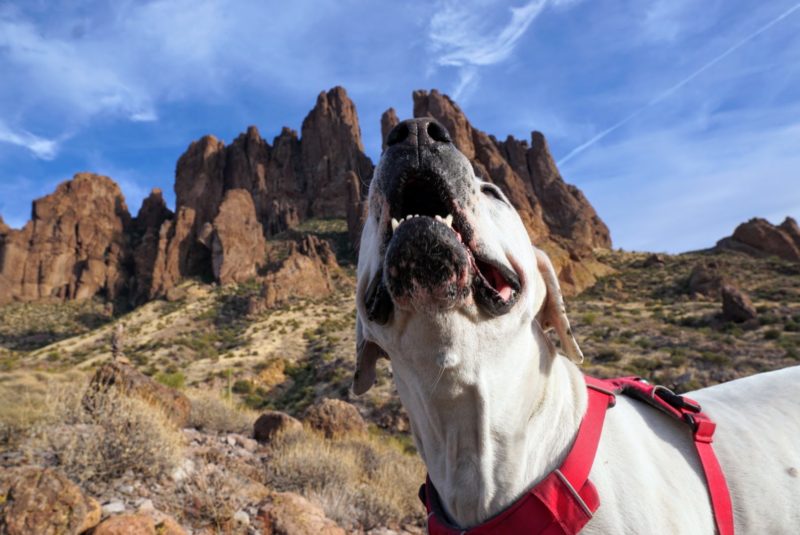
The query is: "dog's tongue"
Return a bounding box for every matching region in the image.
[476,258,513,302]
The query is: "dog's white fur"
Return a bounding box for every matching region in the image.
[355,146,800,532]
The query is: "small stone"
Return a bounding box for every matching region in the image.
[226,435,237,446]
[136,498,155,513]
[233,510,250,525]
[102,500,126,515]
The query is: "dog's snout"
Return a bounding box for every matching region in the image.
[386,118,452,148]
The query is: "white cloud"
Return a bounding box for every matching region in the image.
[427,0,577,100]
[0,121,60,160]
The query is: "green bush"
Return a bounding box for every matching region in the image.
[156,371,186,389]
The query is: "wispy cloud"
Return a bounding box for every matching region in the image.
[428,0,571,99]
[563,108,800,252]
[0,121,60,160]
[557,2,800,166]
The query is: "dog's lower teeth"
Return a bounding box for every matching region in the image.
[390,213,454,232]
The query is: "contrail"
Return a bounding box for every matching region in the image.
[557,2,800,166]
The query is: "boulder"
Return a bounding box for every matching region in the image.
[721,285,757,323]
[642,253,666,268]
[254,411,303,444]
[687,262,726,298]
[83,361,191,427]
[0,467,101,535]
[91,513,187,535]
[256,491,345,535]
[210,189,267,285]
[717,217,800,262]
[304,398,367,438]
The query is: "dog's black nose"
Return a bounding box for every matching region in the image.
[386,118,452,148]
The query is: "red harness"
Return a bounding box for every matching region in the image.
[420,376,734,534]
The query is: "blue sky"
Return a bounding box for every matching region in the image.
[1,0,798,253]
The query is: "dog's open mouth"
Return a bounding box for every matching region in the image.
[366,171,521,320]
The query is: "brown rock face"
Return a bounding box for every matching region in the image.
[210,189,267,285]
[301,87,374,218]
[721,285,757,323]
[143,87,373,298]
[261,235,340,309]
[253,411,303,444]
[131,189,173,304]
[84,361,191,427]
[257,491,345,535]
[303,398,367,438]
[380,107,399,151]
[0,467,102,535]
[411,90,611,293]
[717,217,800,262]
[0,173,132,306]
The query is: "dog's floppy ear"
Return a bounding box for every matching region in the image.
[534,248,584,363]
[353,317,387,395]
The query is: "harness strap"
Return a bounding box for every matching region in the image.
[420,377,615,535]
[420,376,735,535]
[606,377,734,535]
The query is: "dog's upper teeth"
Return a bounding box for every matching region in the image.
[444,214,453,227]
[391,218,399,231]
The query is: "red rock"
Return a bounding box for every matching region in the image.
[0,173,132,306]
[301,87,374,218]
[210,189,267,285]
[721,285,757,323]
[412,89,611,293]
[261,235,340,308]
[717,217,800,262]
[83,361,191,427]
[0,467,101,535]
[254,411,303,444]
[256,491,345,535]
[381,108,399,151]
[304,398,367,438]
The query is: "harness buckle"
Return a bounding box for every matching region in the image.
[653,385,701,413]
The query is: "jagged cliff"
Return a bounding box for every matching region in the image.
[0,86,612,307]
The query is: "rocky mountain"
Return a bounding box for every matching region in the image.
[0,173,132,306]
[716,217,800,262]
[0,86,612,309]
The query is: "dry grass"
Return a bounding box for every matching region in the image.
[18,380,184,484]
[264,427,425,530]
[187,388,259,435]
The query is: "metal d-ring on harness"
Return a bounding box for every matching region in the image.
[420,376,735,535]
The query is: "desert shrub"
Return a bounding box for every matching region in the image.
[25,387,183,484]
[264,426,425,530]
[156,371,186,389]
[187,389,258,435]
[593,349,622,363]
[764,329,782,340]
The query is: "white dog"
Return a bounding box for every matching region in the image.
[353,118,800,533]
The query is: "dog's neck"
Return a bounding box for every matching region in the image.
[392,326,587,528]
